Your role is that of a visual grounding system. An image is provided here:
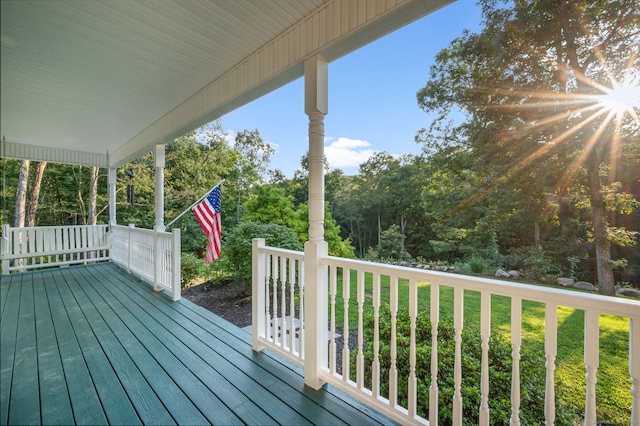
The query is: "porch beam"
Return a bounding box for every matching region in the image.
[303,55,329,390]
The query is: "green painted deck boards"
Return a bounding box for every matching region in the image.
[1,263,396,426]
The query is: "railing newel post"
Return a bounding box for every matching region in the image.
[252,238,266,352]
[303,240,328,390]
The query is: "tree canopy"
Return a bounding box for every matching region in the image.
[415,0,640,294]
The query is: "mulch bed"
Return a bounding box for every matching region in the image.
[182,279,358,374]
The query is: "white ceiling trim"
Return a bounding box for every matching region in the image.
[111,0,452,167]
[1,140,108,168]
[1,0,454,168]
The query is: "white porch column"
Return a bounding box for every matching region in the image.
[154,144,165,232]
[303,55,329,390]
[153,144,165,292]
[108,168,117,226]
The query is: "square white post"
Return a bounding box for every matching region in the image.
[252,238,266,352]
[303,55,329,390]
[154,144,165,291]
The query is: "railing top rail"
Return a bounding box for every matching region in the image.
[110,223,175,237]
[321,255,640,318]
[257,245,306,259]
[3,224,109,232]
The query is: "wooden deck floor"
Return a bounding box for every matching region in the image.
[1,263,395,425]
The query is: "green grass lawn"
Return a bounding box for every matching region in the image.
[329,269,632,424]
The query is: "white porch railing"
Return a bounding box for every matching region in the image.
[252,240,640,426]
[1,224,110,274]
[252,239,306,367]
[110,224,181,301]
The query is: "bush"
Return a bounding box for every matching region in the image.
[180,252,208,287]
[223,221,303,283]
[504,245,561,281]
[467,254,489,274]
[355,306,576,425]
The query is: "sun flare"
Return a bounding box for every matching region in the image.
[596,75,640,119]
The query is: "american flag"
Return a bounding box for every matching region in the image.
[192,185,222,264]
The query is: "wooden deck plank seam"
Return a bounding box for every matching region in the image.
[45,269,115,425]
[0,273,23,425]
[79,265,317,425]
[76,267,298,425]
[35,271,76,425]
[57,268,216,425]
[67,267,247,425]
[46,269,150,425]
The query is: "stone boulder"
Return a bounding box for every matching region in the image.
[495,269,511,278]
[616,288,640,298]
[508,270,520,278]
[573,281,595,291]
[557,277,575,287]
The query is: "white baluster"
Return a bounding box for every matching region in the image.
[289,257,296,354]
[329,266,337,374]
[265,255,272,342]
[342,268,351,381]
[272,255,278,343]
[408,279,418,418]
[480,291,491,425]
[299,259,305,359]
[389,275,398,408]
[430,282,440,425]
[356,270,365,389]
[510,297,522,426]
[584,310,599,425]
[453,286,464,426]
[372,272,381,398]
[544,304,557,425]
[280,255,287,348]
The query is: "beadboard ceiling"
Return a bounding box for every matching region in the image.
[1,0,453,167]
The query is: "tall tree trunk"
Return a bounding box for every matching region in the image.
[25,161,47,227]
[13,160,29,227]
[87,166,99,225]
[587,160,615,295]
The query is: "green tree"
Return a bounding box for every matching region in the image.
[222,221,303,283]
[417,0,639,294]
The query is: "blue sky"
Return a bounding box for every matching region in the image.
[219,0,483,177]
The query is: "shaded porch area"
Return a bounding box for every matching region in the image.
[0,262,395,425]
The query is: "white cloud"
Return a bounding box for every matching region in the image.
[324,137,377,169]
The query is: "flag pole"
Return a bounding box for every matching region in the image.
[165,179,225,230]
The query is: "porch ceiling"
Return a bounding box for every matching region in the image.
[1,0,453,168]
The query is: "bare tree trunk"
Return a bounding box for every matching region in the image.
[588,161,615,295]
[25,161,46,227]
[87,166,99,225]
[14,160,29,227]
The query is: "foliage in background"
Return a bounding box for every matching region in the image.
[222,221,303,283]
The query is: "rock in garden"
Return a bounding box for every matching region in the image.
[616,288,640,298]
[508,270,520,278]
[495,269,510,278]
[573,281,595,291]
[557,277,574,287]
